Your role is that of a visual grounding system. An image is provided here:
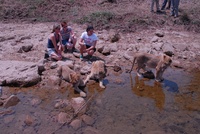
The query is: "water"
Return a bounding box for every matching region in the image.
[0,68,200,134]
[86,68,200,134]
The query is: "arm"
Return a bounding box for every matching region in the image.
[86,40,97,51]
[79,38,85,46]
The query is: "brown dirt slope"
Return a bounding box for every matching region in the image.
[0,0,200,32]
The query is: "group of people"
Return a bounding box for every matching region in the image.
[151,0,180,17]
[47,21,98,61]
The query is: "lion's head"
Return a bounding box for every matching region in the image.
[69,73,81,85]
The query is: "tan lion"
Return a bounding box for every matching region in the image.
[129,52,172,82]
[57,65,86,97]
[84,60,107,88]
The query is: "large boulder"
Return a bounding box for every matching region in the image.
[0,60,41,87]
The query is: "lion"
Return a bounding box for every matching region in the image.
[129,52,172,82]
[84,60,107,88]
[57,65,86,97]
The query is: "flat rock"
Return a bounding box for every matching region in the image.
[0,60,41,87]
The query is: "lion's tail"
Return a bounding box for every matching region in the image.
[129,57,136,73]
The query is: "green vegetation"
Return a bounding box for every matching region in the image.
[76,11,114,27]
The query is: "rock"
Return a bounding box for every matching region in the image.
[155,30,164,37]
[113,65,122,72]
[3,95,20,108]
[71,97,86,115]
[80,65,91,75]
[102,46,111,55]
[110,33,120,43]
[4,115,15,124]
[142,71,155,79]
[57,60,74,69]
[151,36,159,43]
[83,126,101,134]
[21,44,33,52]
[58,112,70,124]
[38,64,45,75]
[70,119,82,130]
[0,61,41,87]
[50,62,57,69]
[24,115,33,126]
[81,115,95,125]
[30,98,42,106]
[54,99,70,109]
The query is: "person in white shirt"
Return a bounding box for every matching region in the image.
[79,26,98,61]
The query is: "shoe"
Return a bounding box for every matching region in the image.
[80,55,83,61]
[156,10,162,13]
[174,15,178,18]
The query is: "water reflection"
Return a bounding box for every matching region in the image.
[130,74,165,110]
[175,70,200,111]
[163,79,179,93]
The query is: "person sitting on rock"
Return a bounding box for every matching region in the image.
[47,23,63,61]
[79,26,98,61]
[60,21,77,52]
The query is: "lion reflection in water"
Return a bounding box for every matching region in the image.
[130,75,165,110]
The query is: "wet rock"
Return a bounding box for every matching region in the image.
[24,115,33,126]
[113,65,122,72]
[81,115,95,125]
[58,112,70,124]
[142,71,155,79]
[30,98,42,106]
[83,126,101,134]
[71,97,86,115]
[69,119,82,130]
[23,127,36,134]
[4,115,15,124]
[49,75,60,86]
[3,95,20,108]
[54,99,70,109]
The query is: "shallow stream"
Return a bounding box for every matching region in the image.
[0,68,200,134]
